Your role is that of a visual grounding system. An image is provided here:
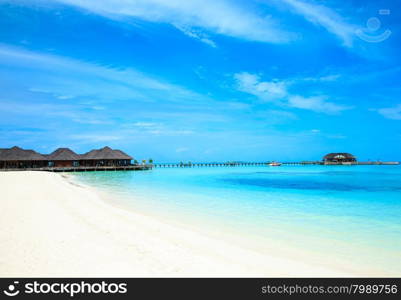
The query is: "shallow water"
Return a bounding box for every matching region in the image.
[73,165,401,275]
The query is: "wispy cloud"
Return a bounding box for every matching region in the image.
[234,72,287,102]
[234,72,350,114]
[0,99,114,125]
[0,44,215,144]
[304,129,346,139]
[53,0,295,44]
[0,44,205,104]
[176,26,217,48]
[29,88,76,100]
[300,74,341,82]
[126,121,195,136]
[376,104,401,120]
[288,95,349,114]
[281,0,357,46]
[69,134,123,143]
[132,122,161,128]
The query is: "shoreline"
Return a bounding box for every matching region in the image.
[1,171,361,277]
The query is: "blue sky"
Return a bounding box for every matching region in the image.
[0,0,400,162]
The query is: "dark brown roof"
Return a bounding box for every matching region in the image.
[323,153,356,159]
[0,146,47,161]
[81,146,132,160]
[0,146,133,161]
[46,148,80,161]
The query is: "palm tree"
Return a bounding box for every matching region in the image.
[142,159,147,165]
[149,158,153,164]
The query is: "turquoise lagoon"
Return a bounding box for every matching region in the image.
[73,165,401,275]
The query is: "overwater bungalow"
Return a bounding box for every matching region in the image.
[323,153,357,164]
[0,146,47,169]
[0,146,133,170]
[80,146,132,167]
[46,148,81,167]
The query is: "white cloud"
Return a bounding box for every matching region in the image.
[281,0,356,46]
[234,72,351,114]
[69,134,122,142]
[148,129,194,136]
[319,74,341,82]
[176,26,217,48]
[29,87,75,100]
[377,105,401,120]
[57,95,75,100]
[53,0,294,44]
[0,44,204,104]
[0,99,114,125]
[234,72,288,102]
[71,118,112,125]
[288,95,349,114]
[305,129,346,139]
[132,122,160,128]
[301,74,341,82]
[129,121,194,136]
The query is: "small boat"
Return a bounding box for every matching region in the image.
[269,162,282,166]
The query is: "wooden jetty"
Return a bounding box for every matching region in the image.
[154,162,272,168]
[153,161,399,168]
[153,161,320,168]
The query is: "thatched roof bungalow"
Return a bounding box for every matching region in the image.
[323,153,356,164]
[80,146,132,167]
[45,148,81,167]
[0,146,47,168]
[0,146,134,169]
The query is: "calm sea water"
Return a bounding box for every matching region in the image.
[73,165,401,275]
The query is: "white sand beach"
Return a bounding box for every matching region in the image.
[0,171,353,277]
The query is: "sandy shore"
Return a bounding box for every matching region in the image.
[0,171,353,277]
